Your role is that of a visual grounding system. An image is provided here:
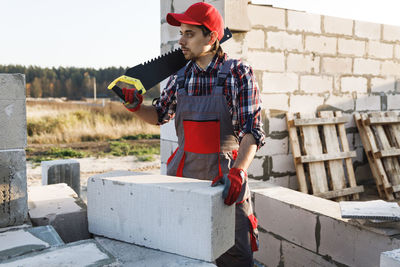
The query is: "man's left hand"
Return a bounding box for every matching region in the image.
[211,167,246,205]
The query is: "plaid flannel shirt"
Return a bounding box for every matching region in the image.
[154,53,265,149]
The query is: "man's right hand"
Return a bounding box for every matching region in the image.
[122,87,143,112]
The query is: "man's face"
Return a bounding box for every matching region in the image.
[179,23,212,60]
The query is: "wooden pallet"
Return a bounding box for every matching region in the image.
[286,111,364,200]
[354,112,400,200]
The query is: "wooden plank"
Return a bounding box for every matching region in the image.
[299,112,329,194]
[319,111,346,201]
[359,113,394,200]
[296,151,356,163]
[293,116,348,126]
[392,184,400,193]
[366,117,400,125]
[374,148,400,158]
[354,113,386,199]
[314,185,364,199]
[336,111,361,199]
[286,113,308,193]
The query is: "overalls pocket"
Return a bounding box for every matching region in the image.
[183,120,220,153]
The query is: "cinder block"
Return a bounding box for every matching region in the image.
[395,45,400,59]
[0,239,116,266]
[319,215,400,267]
[247,4,285,29]
[325,94,354,112]
[287,53,320,73]
[87,174,235,262]
[254,230,282,267]
[353,58,381,75]
[246,157,265,178]
[381,248,400,267]
[368,41,393,59]
[28,183,90,243]
[0,225,63,261]
[305,36,336,55]
[161,120,178,142]
[245,29,265,49]
[257,137,288,156]
[173,0,199,13]
[247,51,285,71]
[160,139,173,164]
[321,57,352,74]
[0,100,26,150]
[267,31,303,52]
[0,149,27,228]
[269,116,288,133]
[355,94,381,111]
[371,77,396,93]
[341,76,368,93]
[221,36,243,60]
[300,75,333,93]
[0,74,25,100]
[323,16,353,36]
[41,159,80,196]
[262,72,298,93]
[160,0,172,21]
[338,38,365,57]
[381,61,400,76]
[272,154,295,173]
[267,176,290,187]
[161,23,180,44]
[260,94,289,112]
[387,95,400,110]
[383,24,400,42]
[355,20,381,40]
[289,95,324,113]
[95,236,217,267]
[160,163,167,175]
[224,0,250,31]
[287,10,321,33]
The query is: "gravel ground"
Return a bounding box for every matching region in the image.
[27,155,161,203]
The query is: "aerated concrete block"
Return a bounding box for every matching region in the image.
[381,248,400,267]
[0,149,27,228]
[95,236,217,267]
[0,225,63,261]
[0,239,116,266]
[87,173,235,262]
[41,159,80,196]
[28,183,90,243]
[0,74,26,150]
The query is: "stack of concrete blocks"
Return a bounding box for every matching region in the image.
[0,74,28,228]
[41,159,80,196]
[252,187,400,267]
[159,0,400,187]
[87,171,235,263]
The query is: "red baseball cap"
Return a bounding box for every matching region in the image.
[166,2,224,41]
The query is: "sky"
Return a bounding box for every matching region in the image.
[1,0,399,69]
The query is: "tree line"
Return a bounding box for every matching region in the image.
[0,65,160,100]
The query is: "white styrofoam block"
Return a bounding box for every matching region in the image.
[87,174,235,262]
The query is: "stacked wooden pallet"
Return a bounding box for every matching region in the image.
[286,111,364,200]
[354,112,400,200]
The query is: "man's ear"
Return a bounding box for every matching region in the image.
[208,31,218,45]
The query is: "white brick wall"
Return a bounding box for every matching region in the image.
[262,72,298,93]
[355,20,381,40]
[321,57,352,74]
[272,154,295,173]
[267,31,303,51]
[300,75,333,93]
[387,95,400,110]
[305,35,336,55]
[245,29,265,49]
[247,51,285,71]
[287,53,320,73]
[395,45,400,59]
[247,157,265,177]
[261,94,289,111]
[247,4,285,29]
[323,16,353,36]
[287,10,321,33]
[325,94,354,111]
[353,58,381,75]
[338,38,365,57]
[381,61,400,76]
[289,95,324,113]
[383,24,400,42]
[258,137,288,156]
[355,94,381,111]
[371,77,396,93]
[368,41,393,59]
[341,76,368,93]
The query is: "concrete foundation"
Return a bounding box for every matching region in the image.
[95,236,217,267]
[253,186,400,267]
[0,239,116,267]
[0,149,28,228]
[28,183,90,243]
[41,159,80,196]
[87,172,235,262]
[0,225,63,261]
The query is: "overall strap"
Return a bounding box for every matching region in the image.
[214,59,235,95]
[176,65,187,96]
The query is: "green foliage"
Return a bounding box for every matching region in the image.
[120,134,160,140]
[27,117,63,136]
[108,140,160,160]
[28,147,86,163]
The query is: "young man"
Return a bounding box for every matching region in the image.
[122,2,265,266]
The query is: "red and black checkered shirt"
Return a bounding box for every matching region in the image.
[154,53,265,149]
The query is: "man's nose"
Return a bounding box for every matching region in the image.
[179,36,185,46]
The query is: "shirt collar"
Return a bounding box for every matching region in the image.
[186,53,226,75]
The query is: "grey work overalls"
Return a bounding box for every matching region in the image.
[166,59,259,267]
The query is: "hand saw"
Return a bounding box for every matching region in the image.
[107,28,232,102]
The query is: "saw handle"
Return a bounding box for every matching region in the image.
[107,75,146,102]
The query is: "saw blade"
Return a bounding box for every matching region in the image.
[124,27,232,91]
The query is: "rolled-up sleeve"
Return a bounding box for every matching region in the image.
[153,74,178,125]
[234,64,265,150]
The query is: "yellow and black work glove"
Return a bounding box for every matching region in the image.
[122,87,143,112]
[211,167,246,205]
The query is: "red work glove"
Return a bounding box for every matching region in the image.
[211,167,246,206]
[122,87,143,112]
